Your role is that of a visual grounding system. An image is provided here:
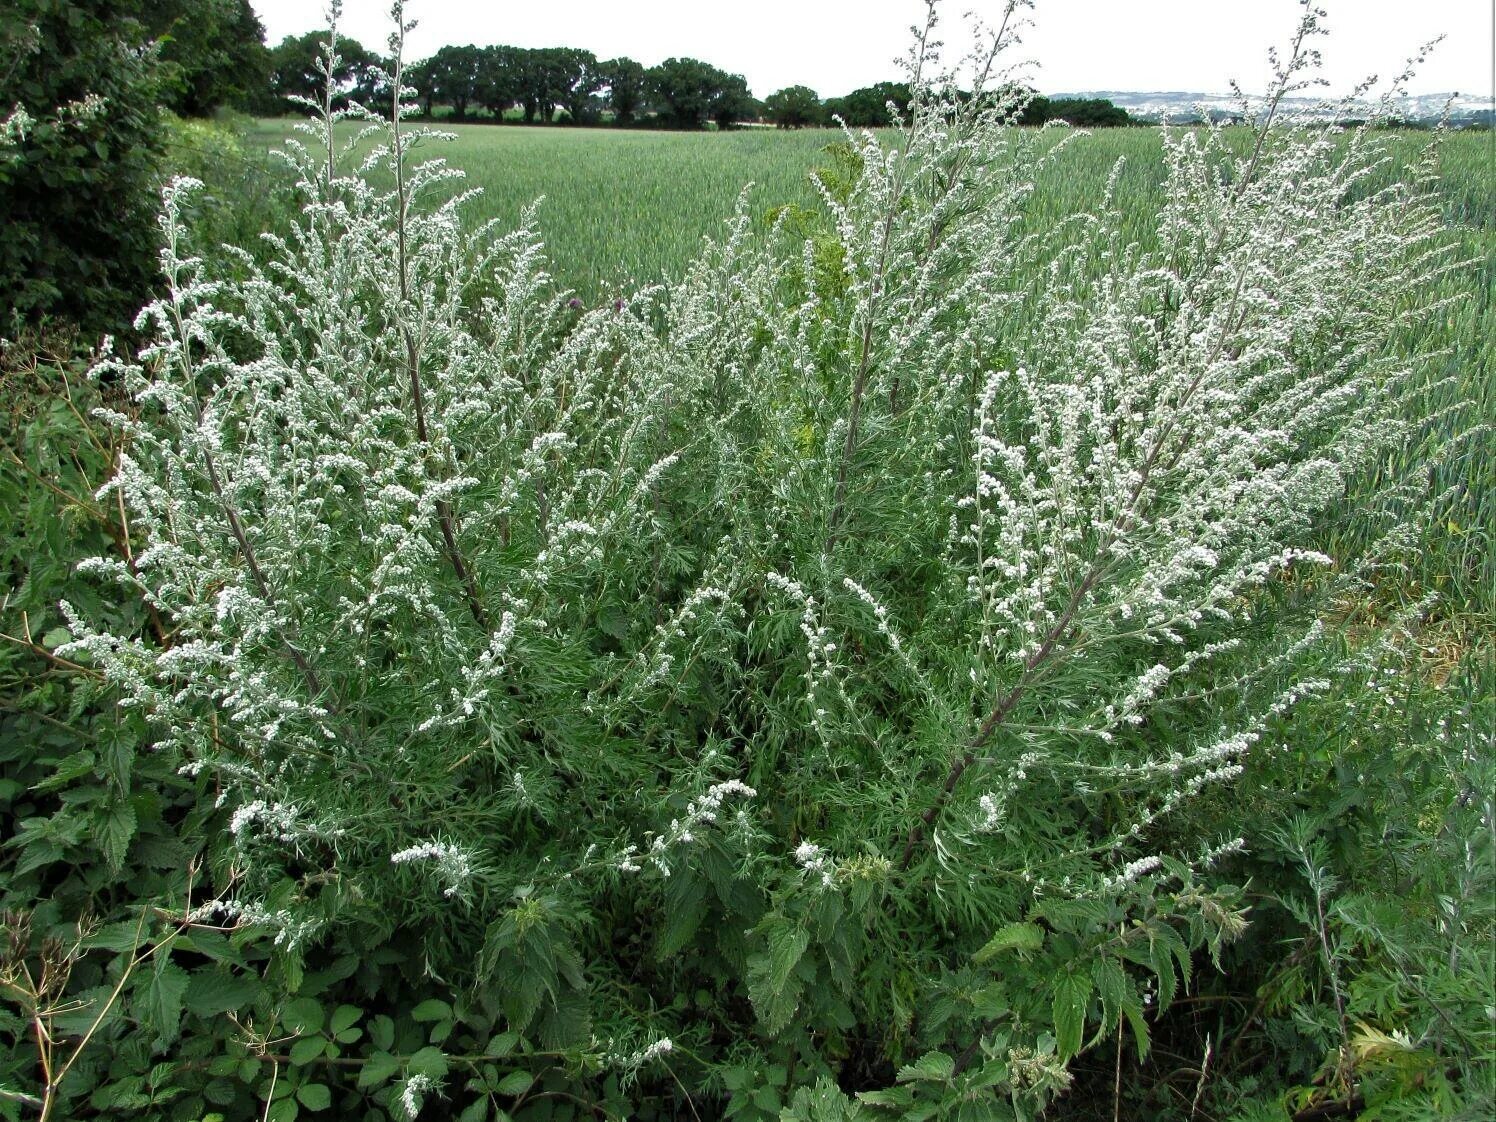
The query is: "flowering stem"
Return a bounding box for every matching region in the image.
[389,11,489,631]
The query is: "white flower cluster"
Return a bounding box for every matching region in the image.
[794,840,835,887]
[390,840,475,898]
[620,779,757,878]
[400,1073,438,1119]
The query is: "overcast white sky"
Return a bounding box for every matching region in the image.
[249,1,1493,100]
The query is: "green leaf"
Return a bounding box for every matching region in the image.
[289,1035,326,1066]
[357,1051,401,1090]
[1091,957,1128,1028]
[185,971,260,1018]
[96,799,136,872]
[1052,970,1092,1059]
[485,1030,519,1057]
[34,750,95,791]
[142,961,190,1049]
[764,915,810,995]
[656,870,709,958]
[973,922,1045,964]
[369,1014,396,1052]
[282,997,324,1035]
[459,1100,491,1122]
[329,1004,362,1035]
[296,1083,332,1112]
[496,1069,534,1096]
[266,1099,299,1122]
[411,998,452,1023]
[896,1051,954,1083]
[407,1046,449,1080]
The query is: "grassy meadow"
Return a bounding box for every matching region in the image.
[244,119,1494,612]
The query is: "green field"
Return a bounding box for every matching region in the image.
[244,119,1494,609]
[247,120,834,298]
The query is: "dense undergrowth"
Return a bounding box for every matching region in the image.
[2,3,1491,1120]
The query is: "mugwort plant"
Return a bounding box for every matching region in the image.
[59,1,1467,1115]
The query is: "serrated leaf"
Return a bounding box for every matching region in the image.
[329,1004,361,1035]
[407,1046,449,1080]
[185,971,260,1018]
[655,872,708,958]
[485,1030,519,1057]
[357,1051,401,1090]
[1091,957,1128,1028]
[764,915,810,995]
[496,1069,534,1096]
[857,1087,915,1108]
[411,998,451,1023]
[896,1051,954,1083]
[34,750,95,791]
[296,1083,332,1111]
[266,1098,299,1122]
[459,1100,491,1122]
[369,1014,395,1052]
[96,799,136,872]
[1052,970,1092,1058]
[84,920,148,953]
[142,960,190,1049]
[282,997,324,1035]
[973,922,1045,964]
[289,1035,326,1066]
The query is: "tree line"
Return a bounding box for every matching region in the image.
[261,34,1135,130]
[113,2,1133,131]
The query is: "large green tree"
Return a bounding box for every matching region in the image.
[151,0,269,117]
[475,45,523,119]
[0,0,164,333]
[554,47,602,124]
[648,57,755,130]
[765,84,823,128]
[823,81,913,127]
[265,29,384,115]
[422,43,482,119]
[600,56,646,125]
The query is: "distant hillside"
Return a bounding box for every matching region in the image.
[1050,90,1492,126]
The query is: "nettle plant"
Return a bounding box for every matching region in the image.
[62,1,1458,1116]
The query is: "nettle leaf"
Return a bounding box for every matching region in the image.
[764,915,810,995]
[746,915,811,1036]
[974,922,1044,964]
[96,798,137,873]
[142,960,190,1049]
[655,870,709,958]
[33,750,96,791]
[895,1051,954,1083]
[537,987,591,1050]
[185,970,261,1018]
[1052,970,1093,1059]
